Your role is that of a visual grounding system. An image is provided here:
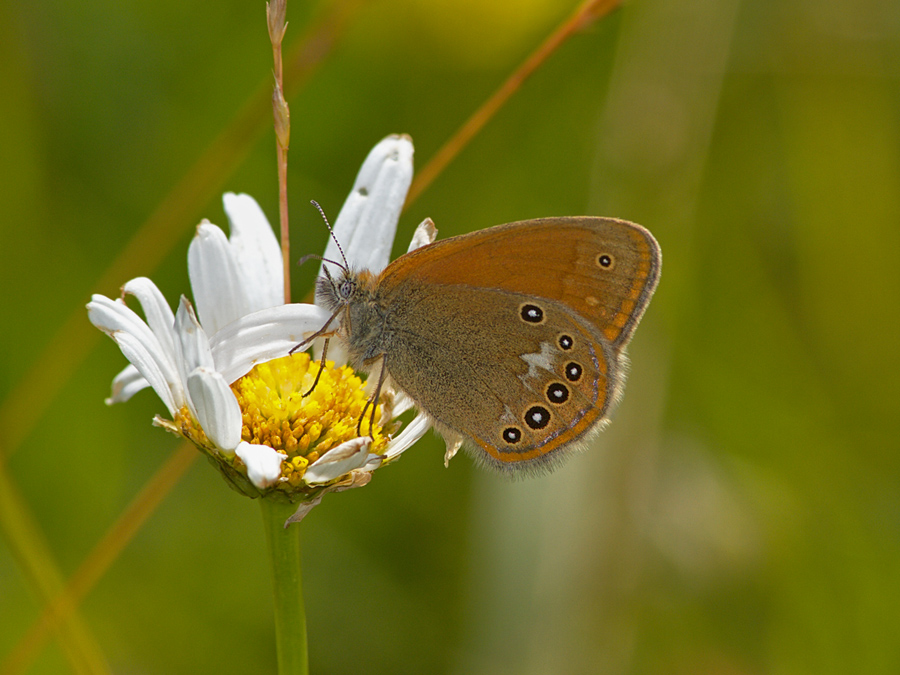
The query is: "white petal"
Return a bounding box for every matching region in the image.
[188,222,251,334]
[361,453,384,472]
[235,441,287,488]
[209,303,333,384]
[384,412,432,460]
[186,367,243,451]
[173,296,215,374]
[321,135,414,279]
[407,217,437,252]
[106,364,149,405]
[390,391,417,418]
[223,193,284,310]
[109,330,178,415]
[304,437,371,485]
[88,294,183,409]
[88,294,162,347]
[121,277,177,362]
[443,433,463,468]
[173,297,215,419]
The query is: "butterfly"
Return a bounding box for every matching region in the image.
[302,216,660,473]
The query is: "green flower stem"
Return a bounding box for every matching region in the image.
[260,498,308,675]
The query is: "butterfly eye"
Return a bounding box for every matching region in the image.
[339,279,356,299]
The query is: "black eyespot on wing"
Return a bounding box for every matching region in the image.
[524,405,551,430]
[564,362,582,382]
[519,303,544,324]
[546,382,570,404]
[502,427,522,444]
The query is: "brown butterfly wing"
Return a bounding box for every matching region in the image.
[376,282,620,472]
[373,218,660,471]
[379,217,661,349]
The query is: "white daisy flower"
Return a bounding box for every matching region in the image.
[87,135,432,524]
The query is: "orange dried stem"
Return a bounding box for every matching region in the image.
[276,92,291,304]
[269,0,292,303]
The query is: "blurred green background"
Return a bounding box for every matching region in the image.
[2,0,899,673]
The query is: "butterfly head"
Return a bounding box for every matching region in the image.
[316,265,379,312]
[316,265,355,312]
[316,266,385,365]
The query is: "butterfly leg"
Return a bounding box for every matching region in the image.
[300,337,331,397]
[357,355,388,440]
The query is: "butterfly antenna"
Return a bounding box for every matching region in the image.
[296,252,347,270]
[311,199,350,271]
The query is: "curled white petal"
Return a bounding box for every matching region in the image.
[407,217,437,253]
[235,441,287,488]
[88,294,182,410]
[121,277,177,362]
[106,364,149,405]
[185,367,242,451]
[209,303,332,384]
[108,330,178,415]
[223,193,284,310]
[321,135,414,280]
[188,222,250,335]
[361,453,384,472]
[89,294,166,353]
[304,437,372,485]
[384,412,432,460]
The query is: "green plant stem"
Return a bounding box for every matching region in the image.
[260,499,308,675]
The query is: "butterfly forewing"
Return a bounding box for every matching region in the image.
[378,217,661,350]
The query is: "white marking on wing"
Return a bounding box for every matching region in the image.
[518,342,557,388]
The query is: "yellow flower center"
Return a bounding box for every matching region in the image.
[231,353,387,487]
